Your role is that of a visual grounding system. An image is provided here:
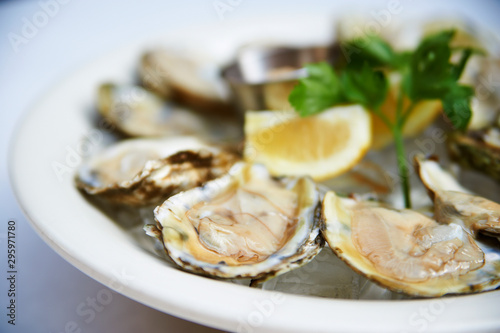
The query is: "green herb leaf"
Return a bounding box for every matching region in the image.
[405,29,473,130]
[393,51,412,69]
[441,84,474,130]
[341,35,397,68]
[405,30,455,100]
[341,62,389,110]
[289,62,342,116]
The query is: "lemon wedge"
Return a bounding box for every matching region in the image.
[244,105,372,181]
[258,73,441,150]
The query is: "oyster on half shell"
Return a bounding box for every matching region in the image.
[97,83,205,138]
[98,83,243,145]
[139,50,235,116]
[75,137,238,206]
[415,155,500,238]
[148,162,323,282]
[321,191,500,297]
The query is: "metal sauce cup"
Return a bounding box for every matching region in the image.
[222,43,340,113]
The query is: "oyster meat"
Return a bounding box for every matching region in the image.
[321,191,500,297]
[97,83,205,137]
[139,50,235,115]
[98,83,243,144]
[415,155,500,238]
[76,136,238,206]
[149,162,322,281]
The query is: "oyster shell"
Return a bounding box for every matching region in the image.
[464,58,500,131]
[149,162,323,282]
[448,129,500,182]
[321,191,500,297]
[415,155,500,238]
[98,83,243,144]
[139,50,235,116]
[75,137,238,206]
[97,83,205,137]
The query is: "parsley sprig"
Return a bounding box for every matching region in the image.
[289,30,477,208]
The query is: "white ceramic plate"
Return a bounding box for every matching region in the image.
[10,14,500,333]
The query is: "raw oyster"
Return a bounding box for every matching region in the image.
[415,155,500,238]
[321,191,500,297]
[139,50,235,116]
[75,137,238,206]
[97,83,205,137]
[463,58,500,131]
[467,97,500,131]
[149,162,323,282]
[448,129,500,182]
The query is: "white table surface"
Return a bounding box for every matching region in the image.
[1,1,500,332]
